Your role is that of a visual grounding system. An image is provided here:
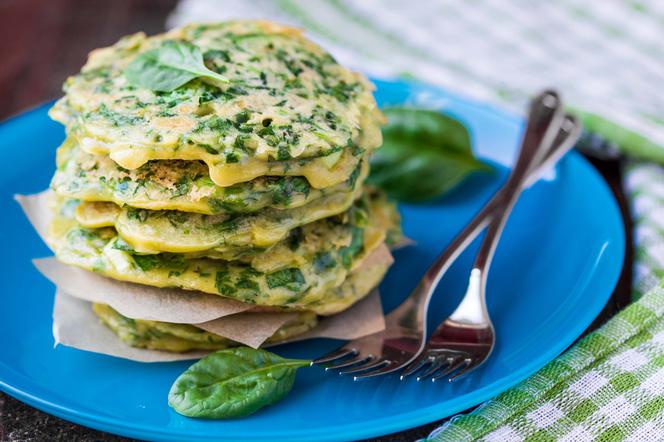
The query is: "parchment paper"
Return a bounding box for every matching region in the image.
[52,289,210,362]
[53,288,385,361]
[196,312,298,348]
[275,288,385,344]
[15,191,52,247]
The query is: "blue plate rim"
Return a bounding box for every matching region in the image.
[0,80,625,441]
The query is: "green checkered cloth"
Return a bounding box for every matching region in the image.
[627,164,664,300]
[169,1,664,438]
[428,283,664,441]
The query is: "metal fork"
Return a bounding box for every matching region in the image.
[402,105,582,382]
[313,90,578,380]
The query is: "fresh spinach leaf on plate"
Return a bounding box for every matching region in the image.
[124,40,228,92]
[369,107,490,202]
[168,347,310,419]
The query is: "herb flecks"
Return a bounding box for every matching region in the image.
[266,268,306,291]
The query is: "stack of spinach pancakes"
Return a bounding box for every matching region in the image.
[45,21,400,352]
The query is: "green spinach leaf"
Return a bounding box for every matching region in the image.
[369,107,490,202]
[168,347,310,419]
[124,40,228,92]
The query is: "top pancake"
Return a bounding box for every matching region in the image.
[49,20,385,188]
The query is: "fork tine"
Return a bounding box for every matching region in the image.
[415,354,456,382]
[400,356,430,379]
[339,359,389,376]
[416,359,443,382]
[352,361,397,380]
[312,348,356,365]
[324,355,373,371]
[448,360,483,382]
[431,358,470,382]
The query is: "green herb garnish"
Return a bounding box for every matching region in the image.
[266,268,306,291]
[124,40,229,92]
[168,347,310,419]
[215,271,236,295]
[338,227,364,269]
[369,107,491,202]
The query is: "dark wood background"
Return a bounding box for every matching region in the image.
[0,0,632,440]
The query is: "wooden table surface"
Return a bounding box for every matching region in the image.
[0,0,633,440]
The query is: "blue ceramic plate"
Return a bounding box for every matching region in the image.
[0,80,624,441]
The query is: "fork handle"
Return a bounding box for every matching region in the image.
[387,92,573,326]
[445,94,565,323]
[437,92,564,324]
[474,95,564,271]
[444,119,586,331]
[429,91,563,285]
